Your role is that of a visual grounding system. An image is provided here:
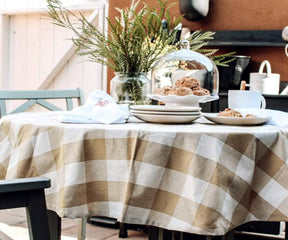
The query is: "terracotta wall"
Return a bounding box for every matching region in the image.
[108,0,288,90]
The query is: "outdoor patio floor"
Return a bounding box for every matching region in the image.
[1,208,287,240]
[0,208,148,240]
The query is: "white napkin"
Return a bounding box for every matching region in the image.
[236,108,288,128]
[58,90,129,124]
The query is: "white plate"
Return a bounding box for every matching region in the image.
[130,105,201,112]
[148,94,219,106]
[132,113,200,123]
[202,113,271,126]
[130,110,201,115]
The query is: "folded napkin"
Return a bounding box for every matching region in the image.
[58,90,129,124]
[236,108,288,128]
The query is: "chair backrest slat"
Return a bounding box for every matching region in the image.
[66,98,74,111]
[36,99,63,111]
[0,89,85,117]
[0,100,7,116]
[10,99,37,114]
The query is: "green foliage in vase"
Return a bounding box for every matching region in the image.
[47,0,182,73]
[117,79,145,104]
[185,30,235,66]
[47,0,235,105]
[46,0,234,73]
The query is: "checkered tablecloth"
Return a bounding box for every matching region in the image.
[1,111,288,236]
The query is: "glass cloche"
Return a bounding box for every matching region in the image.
[150,40,219,106]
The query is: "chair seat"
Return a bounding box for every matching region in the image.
[0,177,51,240]
[0,177,50,193]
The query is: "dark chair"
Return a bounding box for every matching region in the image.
[0,177,51,240]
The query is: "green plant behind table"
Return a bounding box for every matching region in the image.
[46,0,235,105]
[186,30,235,66]
[46,0,182,73]
[46,0,235,73]
[118,78,145,104]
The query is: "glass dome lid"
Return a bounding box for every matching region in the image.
[150,40,219,106]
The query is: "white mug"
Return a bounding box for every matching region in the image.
[249,60,280,95]
[228,90,266,109]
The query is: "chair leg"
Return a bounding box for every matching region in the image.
[285,222,288,240]
[119,222,128,238]
[77,217,87,240]
[222,230,234,240]
[26,190,50,240]
[47,210,61,240]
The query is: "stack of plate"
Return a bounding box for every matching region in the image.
[130,105,201,123]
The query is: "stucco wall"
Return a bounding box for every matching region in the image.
[108,0,288,90]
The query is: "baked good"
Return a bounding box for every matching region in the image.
[154,86,175,96]
[192,87,210,96]
[175,76,200,89]
[245,114,256,118]
[153,87,164,95]
[153,76,210,97]
[218,108,243,117]
[174,87,193,96]
[217,109,257,118]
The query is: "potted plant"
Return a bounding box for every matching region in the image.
[46,0,233,104]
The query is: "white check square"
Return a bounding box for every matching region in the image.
[259,178,288,208]
[195,134,225,162]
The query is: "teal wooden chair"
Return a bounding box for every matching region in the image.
[0,89,85,117]
[0,88,85,240]
[0,177,51,240]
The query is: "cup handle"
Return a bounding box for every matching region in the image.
[285,44,288,58]
[261,95,266,109]
[258,60,272,75]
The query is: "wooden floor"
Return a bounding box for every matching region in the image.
[0,208,286,240]
[0,208,148,240]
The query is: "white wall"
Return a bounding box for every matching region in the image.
[0,0,102,13]
[0,0,108,101]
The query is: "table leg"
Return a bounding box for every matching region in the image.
[119,222,128,238]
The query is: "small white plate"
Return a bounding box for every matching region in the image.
[132,113,200,123]
[130,105,201,112]
[130,110,201,115]
[202,113,271,126]
[148,94,219,106]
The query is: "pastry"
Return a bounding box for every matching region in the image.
[175,76,200,89]
[218,108,243,117]
[154,86,175,96]
[153,76,210,97]
[174,87,193,96]
[245,114,256,118]
[192,87,210,96]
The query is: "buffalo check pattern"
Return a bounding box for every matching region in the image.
[0,112,288,236]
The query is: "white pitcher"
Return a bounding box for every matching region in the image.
[249,60,280,95]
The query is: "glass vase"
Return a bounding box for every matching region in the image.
[110,72,151,105]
